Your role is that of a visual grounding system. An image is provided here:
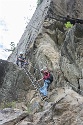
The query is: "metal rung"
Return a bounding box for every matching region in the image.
[23,67,41,92]
[23,67,46,101]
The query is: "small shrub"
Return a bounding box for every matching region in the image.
[65,21,73,28]
[0,101,16,109]
[26,103,32,113]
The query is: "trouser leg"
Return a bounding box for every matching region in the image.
[16,59,19,66]
[21,61,24,68]
[39,81,48,96]
[47,82,51,89]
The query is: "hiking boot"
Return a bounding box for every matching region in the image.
[42,95,47,100]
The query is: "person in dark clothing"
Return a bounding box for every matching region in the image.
[16,52,27,68]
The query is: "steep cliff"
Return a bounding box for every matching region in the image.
[0,0,83,124]
[8,0,83,91]
[7,0,83,63]
[0,59,32,102]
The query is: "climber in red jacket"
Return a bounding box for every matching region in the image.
[37,67,53,96]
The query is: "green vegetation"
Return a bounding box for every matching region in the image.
[26,103,32,113]
[65,21,73,28]
[0,101,16,109]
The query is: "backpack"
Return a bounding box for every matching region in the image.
[47,73,53,82]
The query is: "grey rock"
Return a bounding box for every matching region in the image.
[82,69,83,78]
[0,108,28,125]
[0,0,83,125]
[79,79,83,93]
[0,59,31,103]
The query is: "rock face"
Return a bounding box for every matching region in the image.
[7,0,83,92]
[0,0,82,102]
[0,59,31,103]
[9,0,83,63]
[0,108,29,125]
[8,0,51,64]
[33,88,83,125]
[61,24,83,90]
[1,88,83,125]
[0,0,83,125]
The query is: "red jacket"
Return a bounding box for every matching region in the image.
[43,71,50,80]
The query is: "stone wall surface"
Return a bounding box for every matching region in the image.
[0,59,31,102]
[0,0,83,103]
[0,0,83,124]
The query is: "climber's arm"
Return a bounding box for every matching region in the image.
[37,78,43,82]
